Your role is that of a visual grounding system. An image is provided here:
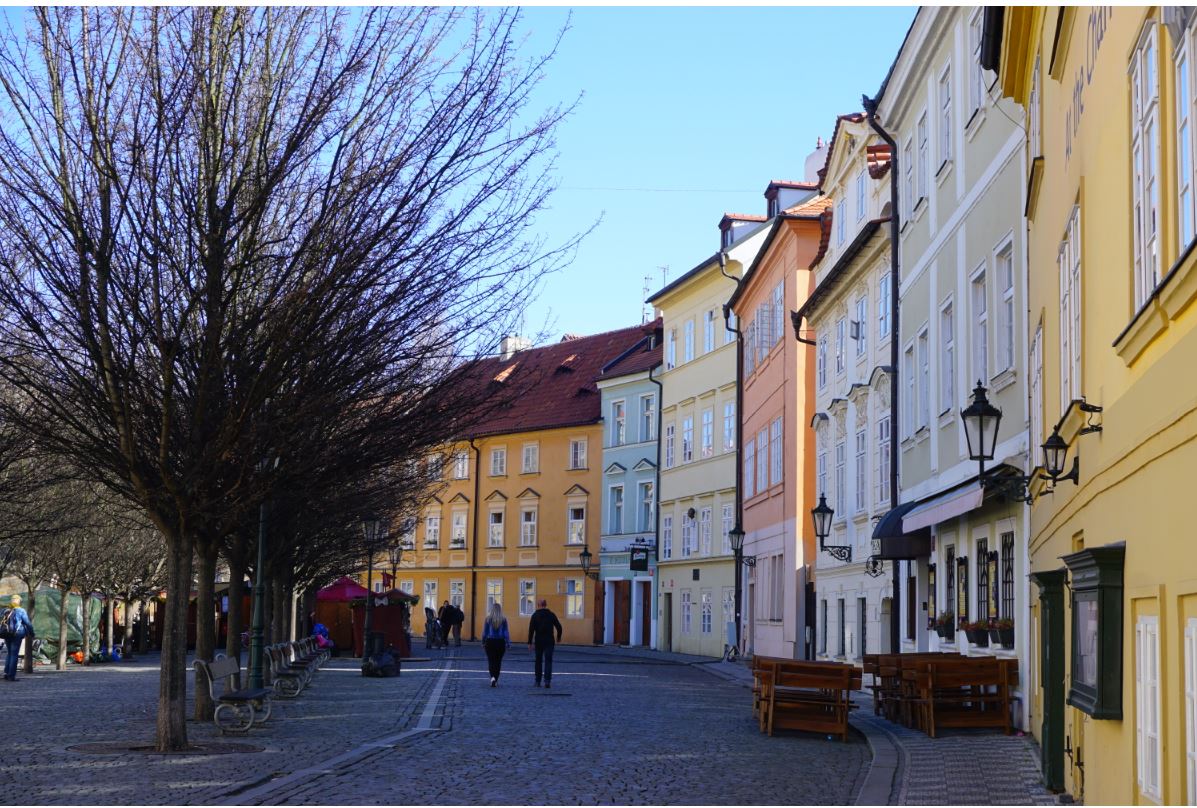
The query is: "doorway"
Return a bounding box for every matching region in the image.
[639,581,651,645]
[1032,570,1066,792]
[613,580,630,645]
[661,593,672,652]
[879,598,892,653]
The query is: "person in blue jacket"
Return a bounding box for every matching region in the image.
[2,594,35,681]
[481,602,510,687]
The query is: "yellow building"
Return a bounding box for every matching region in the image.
[370,326,653,647]
[992,7,1197,803]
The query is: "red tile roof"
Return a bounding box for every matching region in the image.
[867,144,893,179]
[784,195,832,216]
[720,212,768,224]
[461,324,650,438]
[766,179,820,190]
[810,207,834,268]
[601,319,663,378]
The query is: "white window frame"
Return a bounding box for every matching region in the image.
[772,282,785,347]
[940,297,955,414]
[837,199,847,245]
[567,505,586,545]
[834,438,846,516]
[1184,617,1197,804]
[522,442,539,474]
[722,504,733,555]
[917,326,930,430]
[770,417,783,487]
[1178,26,1197,250]
[640,394,656,442]
[565,579,583,618]
[701,407,714,458]
[609,484,624,534]
[488,508,504,547]
[682,416,693,463]
[938,64,952,167]
[666,329,677,370]
[1136,614,1162,802]
[683,319,695,363]
[569,438,588,470]
[817,447,828,502]
[699,507,712,556]
[1131,23,1161,310]
[611,400,626,447]
[423,580,438,611]
[681,591,692,634]
[855,427,867,512]
[756,429,768,494]
[856,170,866,221]
[662,514,673,560]
[520,507,538,546]
[704,310,716,353]
[451,510,468,548]
[486,578,502,613]
[878,272,891,343]
[996,242,1015,373]
[969,10,985,117]
[917,111,929,202]
[681,514,694,559]
[1030,323,1044,454]
[1030,53,1042,158]
[449,579,464,609]
[701,590,713,635]
[835,317,846,374]
[490,446,507,477]
[902,342,915,439]
[1059,206,1082,412]
[664,423,675,469]
[877,415,891,505]
[723,401,736,451]
[902,138,914,216]
[639,481,654,531]
[855,295,868,358]
[519,579,536,617]
[817,336,828,388]
[452,450,469,480]
[744,438,755,499]
[971,264,989,386]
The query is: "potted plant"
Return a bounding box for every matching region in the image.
[934,611,955,641]
[989,617,1015,649]
[961,619,990,647]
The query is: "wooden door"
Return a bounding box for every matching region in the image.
[613,580,630,645]
[640,582,651,646]
[661,593,672,652]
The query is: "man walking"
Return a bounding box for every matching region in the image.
[449,603,464,646]
[526,599,562,688]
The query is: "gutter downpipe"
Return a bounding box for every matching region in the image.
[648,361,664,650]
[863,92,903,655]
[469,437,482,641]
[720,252,747,655]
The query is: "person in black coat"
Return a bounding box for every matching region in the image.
[526,599,563,688]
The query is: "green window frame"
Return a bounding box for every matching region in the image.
[1063,543,1125,720]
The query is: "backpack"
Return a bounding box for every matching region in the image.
[0,608,15,638]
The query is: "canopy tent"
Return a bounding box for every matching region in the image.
[316,576,369,602]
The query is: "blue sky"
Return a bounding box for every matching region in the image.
[515,6,916,343]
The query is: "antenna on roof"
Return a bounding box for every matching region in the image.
[642,275,652,324]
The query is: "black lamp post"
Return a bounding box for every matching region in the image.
[813,494,849,561]
[1041,428,1080,485]
[579,545,599,581]
[728,525,751,652]
[961,380,1002,478]
[248,498,268,690]
[361,516,384,662]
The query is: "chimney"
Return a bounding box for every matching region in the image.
[804,136,827,185]
[499,334,531,360]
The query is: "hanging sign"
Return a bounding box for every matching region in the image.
[629,548,650,571]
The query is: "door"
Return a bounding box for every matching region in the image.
[1032,570,1066,792]
[661,593,672,652]
[613,580,630,645]
[639,581,651,646]
[879,598,892,653]
[592,579,605,645]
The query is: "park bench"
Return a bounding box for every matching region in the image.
[194,655,272,734]
[267,644,310,698]
[910,656,1016,738]
[763,662,860,741]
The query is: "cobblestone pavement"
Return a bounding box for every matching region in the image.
[4,646,867,806]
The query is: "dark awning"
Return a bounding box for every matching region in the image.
[871,501,932,560]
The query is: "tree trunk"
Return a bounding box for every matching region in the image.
[56,585,69,670]
[122,597,135,660]
[301,587,316,639]
[225,551,246,686]
[155,536,194,752]
[105,597,115,655]
[81,593,92,664]
[193,544,219,721]
[23,586,35,673]
[271,574,286,645]
[137,599,149,653]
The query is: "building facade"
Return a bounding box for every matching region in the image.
[596,325,663,647]
[995,6,1197,802]
[794,113,896,663]
[729,189,825,661]
[874,5,1033,729]
[399,326,651,647]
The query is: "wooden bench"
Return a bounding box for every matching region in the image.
[267,644,310,698]
[911,657,1015,738]
[751,657,848,729]
[765,663,860,741]
[195,655,272,734]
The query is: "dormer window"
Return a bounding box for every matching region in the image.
[768,196,779,218]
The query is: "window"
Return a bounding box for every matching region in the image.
[519,580,535,617]
[682,416,693,463]
[855,428,866,512]
[770,417,783,487]
[639,481,654,531]
[452,451,469,480]
[820,600,828,654]
[1179,29,1197,249]
[723,588,735,636]
[425,515,441,548]
[938,65,952,166]
[569,438,587,470]
[683,319,694,363]
[878,272,891,341]
[682,591,692,634]
[1059,207,1082,410]
[969,10,984,116]
[451,511,467,548]
[1030,54,1042,158]
[490,447,506,476]
[835,318,845,374]
[565,579,583,618]
[701,590,713,634]
[1136,615,1162,801]
[722,504,733,554]
[662,514,673,560]
[744,438,755,498]
[1030,324,1044,452]
[940,299,955,413]
[640,394,656,442]
[1131,25,1161,309]
[704,310,715,353]
[838,598,846,656]
[609,485,623,534]
[902,343,915,438]
[817,448,828,503]
[945,545,956,623]
[488,510,504,547]
[567,506,585,545]
[701,408,714,458]
[404,579,417,600]
[834,438,846,515]
[817,336,828,388]
[927,564,937,633]
[666,329,676,370]
[664,423,675,469]
[1184,618,1197,803]
[877,416,890,504]
[971,266,988,385]
[611,400,626,446]
[902,138,914,215]
[723,401,736,451]
[427,454,443,480]
[423,580,437,611]
[997,245,1015,373]
[699,507,712,556]
[855,296,868,357]
[917,112,929,201]
[976,538,989,621]
[681,513,694,558]
[725,311,736,344]
[917,328,930,429]
[744,320,756,376]
[772,282,785,347]
[520,508,537,546]
[1000,532,1015,620]
[522,442,539,474]
[756,430,768,495]
[837,199,847,245]
[486,579,502,612]
[856,170,866,221]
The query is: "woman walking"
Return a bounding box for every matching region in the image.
[481,603,510,687]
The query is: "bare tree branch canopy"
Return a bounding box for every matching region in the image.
[0,7,575,750]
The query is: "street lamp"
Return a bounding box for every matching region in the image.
[578,545,599,581]
[248,456,279,691]
[1041,428,1079,486]
[728,525,753,652]
[361,515,385,663]
[961,380,1002,476]
[387,542,403,591]
[812,494,849,562]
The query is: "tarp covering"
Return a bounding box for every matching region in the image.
[316,576,369,602]
[0,588,102,660]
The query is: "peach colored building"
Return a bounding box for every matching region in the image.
[728,194,827,659]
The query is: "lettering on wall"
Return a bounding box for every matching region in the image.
[1065,6,1112,164]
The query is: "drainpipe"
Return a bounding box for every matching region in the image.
[720,252,747,654]
[469,437,482,641]
[863,93,903,654]
[648,362,664,650]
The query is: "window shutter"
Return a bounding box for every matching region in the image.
[1136,616,1162,800]
[1185,617,1197,804]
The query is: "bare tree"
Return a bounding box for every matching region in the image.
[0,7,575,749]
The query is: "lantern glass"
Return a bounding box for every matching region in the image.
[580,546,592,575]
[728,527,745,554]
[961,381,1002,462]
[1042,430,1069,479]
[811,494,834,541]
[361,516,381,545]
